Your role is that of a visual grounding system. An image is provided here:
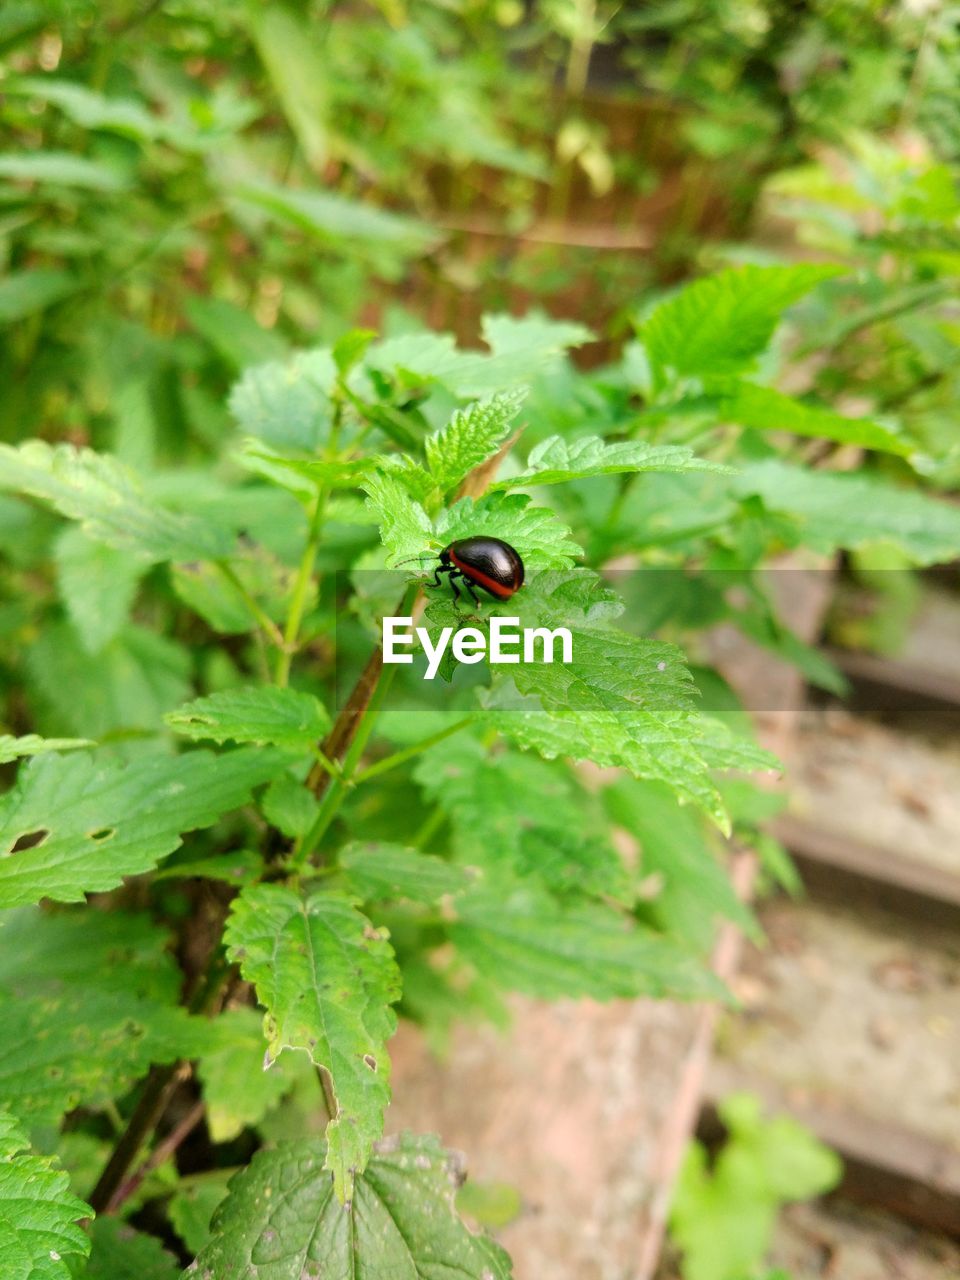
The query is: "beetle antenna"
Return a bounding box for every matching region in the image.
[394,552,435,568]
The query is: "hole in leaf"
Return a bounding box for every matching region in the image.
[363,1054,377,1071]
[88,827,115,842]
[11,829,49,853]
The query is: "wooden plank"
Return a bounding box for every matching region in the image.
[704,1064,960,1239]
[828,646,960,716]
[773,813,960,928]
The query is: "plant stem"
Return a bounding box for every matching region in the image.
[107,1097,207,1214]
[88,1063,188,1214]
[352,716,476,785]
[275,492,327,687]
[294,659,401,867]
[215,560,285,649]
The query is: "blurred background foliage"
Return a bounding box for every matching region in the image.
[2,0,959,466]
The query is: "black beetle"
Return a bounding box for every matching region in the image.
[428,536,525,606]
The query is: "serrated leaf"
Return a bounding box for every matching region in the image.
[0,736,93,764]
[492,434,727,489]
[605,779,758,948]
[641,264,842,386]
[54,526,146,653]
[166,687,330,750]
[80,1219,180,1280]
[363,470,433,564]
[425,390,525,492]
[0,747,285,908]
[0,907,180,1002]
[0,989,213,1126]
[228,349,337,451]
[735,459,960,564]
[0,1109,90,1280]
[414,739,631,903]
[339,842,472,904]
[0,442,231,562]
[366,312,590,399]
[436,493,582,567]
[260,774,320,839]
[25,622,191,745]
[185,1133,512,1278]
[223,885,401,1199]
[236,439,372,498]
[451,886,721,1000]
[197,1008,302,1143]
[717,382,911,456]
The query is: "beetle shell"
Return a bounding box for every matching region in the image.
[442,536,525,600]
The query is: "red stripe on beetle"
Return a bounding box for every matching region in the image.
[449,550,519,598]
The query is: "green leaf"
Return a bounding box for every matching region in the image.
[223,885,402,1200]
[25,622,191,745]
[415,739,631,903]
[717,382,911,456]
[0,989,212,1126]
[474,574,733,827]
[171,545,298,636]
[185,296,289,372]
[54,527,146,653]
[166,687,330,751]
[169,1177,231,1257]
[734,459,960,564]
[0,747,285,908]
[0,150,126,190]
[0,907,180,1002]
[0,1109,91,1280]
[492,434,728,489]
[451,886,720,1001]
[0,736,93,765]
[80,1219,180,1280]
[437,493,582,567]
[425,390,526,492]
[186,1133,512,1278]
[669,1094,841,1280]
[0,269,78,323]
[228,349,337,451]
[197,1008,302,1143]
[247,5,329,167]
[641,265,842,386]
[605,779,758,948]
[363,470,433,564]
[366,312,590,399]
[5,77,160,141]
[236,440,372,497]
[718,1093,843,1200]
[0,442,231,562]
[260,774,320,839]
[339,842,472,904]
[233,180,439,251]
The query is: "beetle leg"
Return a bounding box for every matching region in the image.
[429,564,453,589]
[448,573,462,606]
[464,578,482,607]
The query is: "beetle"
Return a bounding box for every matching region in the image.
[427,536,525,606]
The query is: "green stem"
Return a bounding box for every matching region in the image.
[215,561,285,649]
[352,716,476,786]
[275,491,327,687]
[294,660,402,868]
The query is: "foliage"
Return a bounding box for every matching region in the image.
[669,1093,842,1280]
[2,2,959,1274]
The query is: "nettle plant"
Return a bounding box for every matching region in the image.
[2,271,960,1276]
